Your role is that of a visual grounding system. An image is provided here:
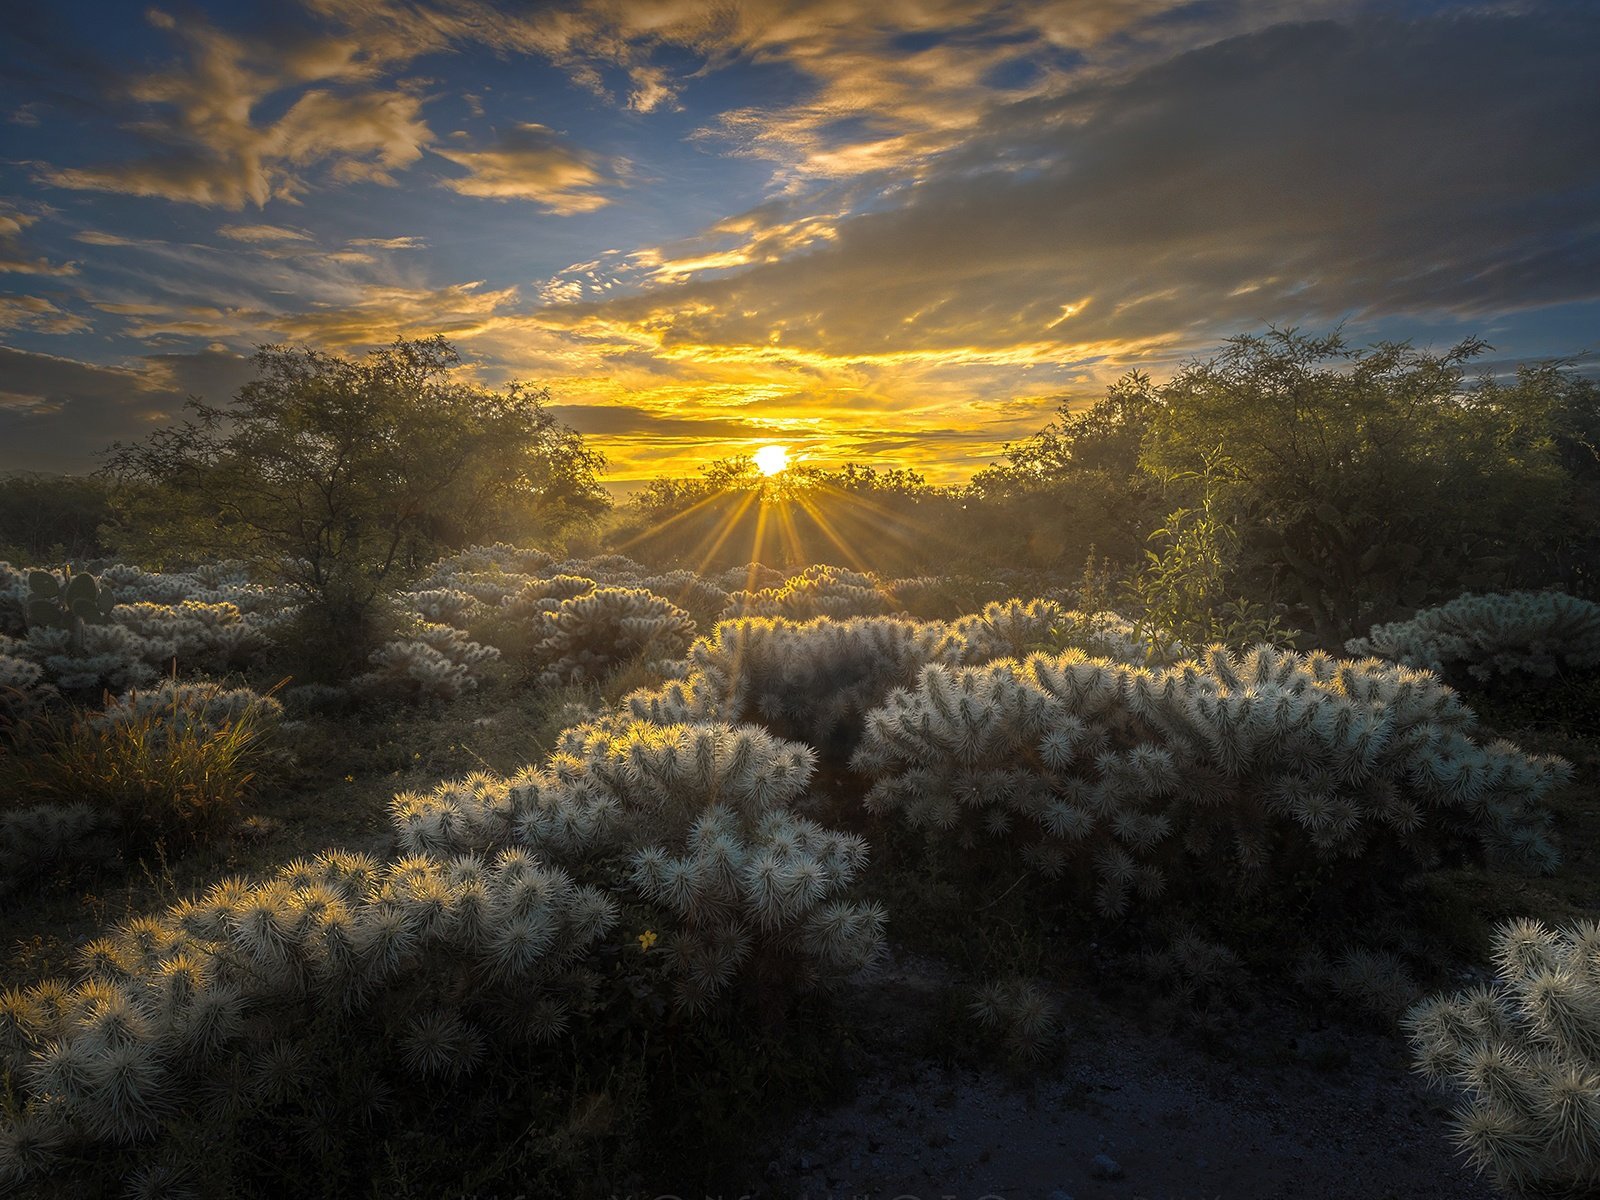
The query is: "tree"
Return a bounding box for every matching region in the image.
[1142,328,1571,643]
[103,336,607,673]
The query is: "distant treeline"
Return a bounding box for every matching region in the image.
[3,328,1596,649]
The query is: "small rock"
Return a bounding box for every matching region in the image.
[1090,1153,1124,1180]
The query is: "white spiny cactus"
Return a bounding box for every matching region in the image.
[352,623,500,701]
[0,849,615,1185]
[392,717,885,1009]
[92,680,283,742]
[1408,918,1600,1195]
[522,587,695,686]
[1349,591,1600,683]
[724,564,893,621]
[854,645,1566,917]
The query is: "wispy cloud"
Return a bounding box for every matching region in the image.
[434,123,620,212]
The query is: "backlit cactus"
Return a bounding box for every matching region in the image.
[725,564,894,621]
[853,645,1566,917]
[1407,918,1600,1195]
[0,850,616,1186]
[1349,590,1600,683]
[525,587,695,685]
[391,717,885,1009]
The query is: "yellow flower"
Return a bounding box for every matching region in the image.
[343,774,355,783]
[637,930,657,952]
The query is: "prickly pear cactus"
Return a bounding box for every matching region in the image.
[25,566,116,650]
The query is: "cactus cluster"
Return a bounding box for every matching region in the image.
[353,624,500,701]
[725,564,894,621]
[523,587,696,686]
[0,651,54,731]
[1407,918,1600,1194]
[1349,590,1600,683]
[24,567,115,648]
[0,849,616,1187]
[391,717,885,1009]
[853,645,1566,918]
[92,680,283,743]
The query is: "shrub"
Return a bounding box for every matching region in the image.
[1,684,276,881]
[523,587,695,686]
[853,645,1566,921]
[1407,918,1600,1195]
[391,718,885,1011]
[1349,591,1600,684]
[0,849,616,1191]
[725,564,893,621]
[352,624,500,702]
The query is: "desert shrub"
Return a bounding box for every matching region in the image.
[391,718,885,1011]
[1349,591,1600,684]
[0,687,275,888]
[1407,918,1600,1195]
[853,645,1566,923]
[0,849,617,1192]
[352,624,500,702]
[725,564,893,621]
[522,587,695,686]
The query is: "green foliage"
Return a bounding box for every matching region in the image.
[1126,454,1297,653]
[1143,328,1576,642]
[102,337,607,678]
[1408,918,1600,1195]
[0,473,112,564]
[0,684,278,888]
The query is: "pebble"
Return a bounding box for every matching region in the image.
[1090,1153,1124,1180]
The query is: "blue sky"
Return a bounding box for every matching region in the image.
[1,0,1596,486]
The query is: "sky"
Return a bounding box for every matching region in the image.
[0,0,1596,490]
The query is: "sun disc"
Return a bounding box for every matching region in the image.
[754,444,789,476]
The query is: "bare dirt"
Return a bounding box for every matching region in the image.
[748,947,1493,1200]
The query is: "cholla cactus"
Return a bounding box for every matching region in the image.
[392,718,885,1009]
[400,587,483,629]
[726,564,893,621]
[1407,918,1600,1195]
[0,849,615,1186]
[680,615,950,752]
[0,803,119,891]
[524,587,695,686]
[10,622,161,693]
[93,681,283,742]
[110,600,272,673]
[970,976,1061,1061]
[0,651,55,731]
[1349,591,1600,683]
[1295,945,1420,1020]
[944,599,1174,666]
[854,645,1566,918]
[716,562,788,593]
[352,624,500,701]
[640,570,731,624]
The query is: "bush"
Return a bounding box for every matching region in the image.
[725,564,893,621]
[1349,591,1600,684]
[522,587,695,686]
[1407,918,1600,1195]
[391,718,885,1011]
[0,683,277,884]
[853,645,1567,921]
[0,849,617,1192]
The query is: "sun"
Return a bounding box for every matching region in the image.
[753,444,789,476]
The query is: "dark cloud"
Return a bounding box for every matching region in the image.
[553,9,1600,355]
[0,346,252,473]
